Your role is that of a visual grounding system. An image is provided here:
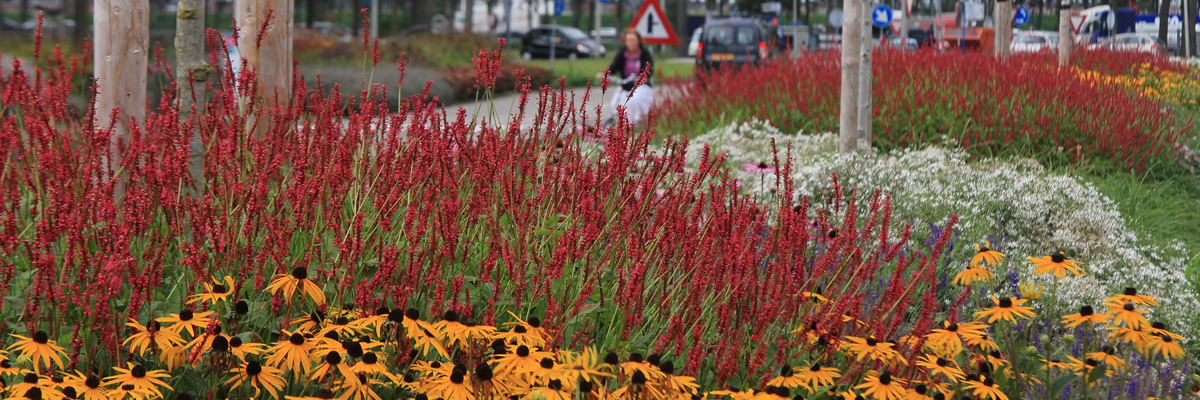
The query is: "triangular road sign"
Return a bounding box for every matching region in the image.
[903,0,914,16]
[630,0,680,45]
[1070,13,1086,35]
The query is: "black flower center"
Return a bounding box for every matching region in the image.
[179,309,194,322]
[661,361,676,375]
[375,307,390,316]
[430,361,442,368]
[983,377,995,386]
[235,300,249,315]
[933,393,945,400]
[230,337,243,348]
[212,284,227,294]
[61,387,77,399]
[989,350,1001,359]
[528,317,542,328]
[1080,306,1094,316]
[211,336,229,352]
[361,352,378,365]
[579,379,594,393]
[630,353,644,363]
[24,373,38,384]
[1102,346,1114,355]
[316,388,334,399]
[757,161,769,169]
[289,332,305,345]
[1123,303,1135,311]
[866,338,878,346]
[517,346,530,357]
[291,267,308,280]
[539,357,554,369]
[998,298,1013,308]
[936,358,949,367]
[1163,335,1175,343]
[405,308,420,320]
[548,379,563,390]
[450,371,465,384]
[780,365,793,377]
[388,308,405,323]
[810,364,821,372]
[84,376,100,388]
[121,385,135,391]
[246,361,262,376]
[335,317,349,325]
[476,363,493,381]
[828,230,838,239]
[947,323,959,332]
[879,372,892,385]
[23,388,41,400]
[32,331,49,344]
[978,246,990,253]
[1085,359,1099,367]
[345,342,364,358]
[631,370,647,385]
[1153,321,1166,330]
[1051,253,1065,263]
[131,365,147,378]
[1124,287,1137,296]
[443,310,459,322]
[513,325,527,334]
[604,352,619,365]
[1,360,11,368]
[325,352,342,365]
[915,384,927,395]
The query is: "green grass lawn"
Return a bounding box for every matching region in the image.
[514,55,694,87]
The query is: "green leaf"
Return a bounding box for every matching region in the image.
[1049,374,1079,393]
[534,229,564,238]
[1086,364,1108,383]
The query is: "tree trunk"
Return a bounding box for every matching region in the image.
[1188,0,1198,56]
[19,0,30,25]
[72,0,88,47]
[95,0,149,203]
[467,0,478,32]
[1057,0,1069,66]
[176,0,207,193]
[996,0,1010,57]
[1158,0,1168,47]
[413,0,432,28]
[306,0,317,28]
[839,0,861,153]
[677,0,689,55]
[353,0,363,35]
[616,0,625,31]
[447,0,457,33]
[238,0,295,114]
[857,1,871,149]
[573,0,584,27]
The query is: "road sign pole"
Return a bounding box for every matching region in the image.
[900,0,909,49]
[838,0,862,153]
[858,1,873,149]
[996,0,1009,58]
[595,0,603,43]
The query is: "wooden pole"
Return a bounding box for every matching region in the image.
[1057,0,1069,66]
[839,0,863,153]
[237,0,294,110]
[857,2,872,150]
[95,0,149,202]
[900,0,909,48]
[176,0,207,193]
[996,0,1010,57]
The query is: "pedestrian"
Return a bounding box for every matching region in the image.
[597,28,655,126]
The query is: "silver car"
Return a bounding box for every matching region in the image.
[1011,31,1059,53]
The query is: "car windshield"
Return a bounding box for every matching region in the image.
[559,27,590,40]
[705,25,758,46]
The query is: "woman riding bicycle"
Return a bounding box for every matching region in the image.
[598,28,655,126]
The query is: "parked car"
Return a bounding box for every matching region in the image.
[687,27,703,57]
[0,18,18,31]
[590,27,618,39]
[298,21,352,39]
[521,25,606,60]
[496,30,526,43]
[1011,31,1058,53]
[888,37,918,51]
[20,18,74,31]
[695,18,781,72]
[1090,33,1164,55]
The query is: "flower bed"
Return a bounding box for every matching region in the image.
[680,120,1200,340]
[660,50,1190,171]
[0,37,1194,400]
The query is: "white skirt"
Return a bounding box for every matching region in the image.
[609,86,655,126]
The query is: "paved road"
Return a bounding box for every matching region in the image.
[447,83,683,132]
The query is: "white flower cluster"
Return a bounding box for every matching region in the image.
[680,120,1200,338]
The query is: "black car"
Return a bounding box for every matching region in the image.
[695,18,782,72]
[520,25,607,60]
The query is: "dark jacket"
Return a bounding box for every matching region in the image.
[606,45,654,91]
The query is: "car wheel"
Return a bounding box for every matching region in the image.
[522,51,532,61]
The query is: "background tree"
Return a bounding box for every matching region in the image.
[72,0,87,48]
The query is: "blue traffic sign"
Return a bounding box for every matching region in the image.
[871,4,893,28]
[554,0,565,16]
[1013,5,1030,27]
